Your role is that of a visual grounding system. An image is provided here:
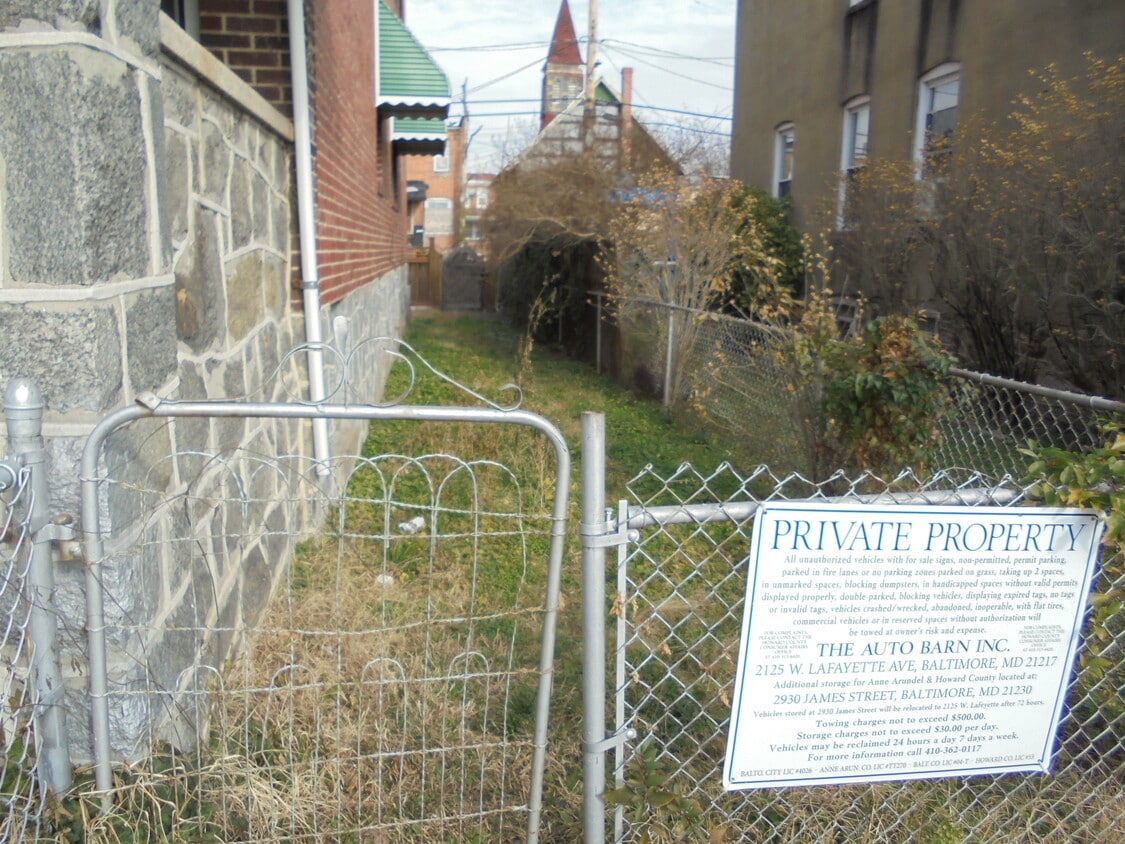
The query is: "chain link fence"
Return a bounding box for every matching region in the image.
[0,464,45,842]
[607,464,1123,843]
[579,295,1123,477]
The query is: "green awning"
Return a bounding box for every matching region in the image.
[392,117,447,155]
[377,1,450,118]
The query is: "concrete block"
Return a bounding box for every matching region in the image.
[112,0,160,58]
[230,156,253,249]
[225,251,266,341]
[126,286,178,395]
[164,129,191,247]
[0,50,148,284]
[199,118,229,204]
[0,303,121,413]
[0,1,100,33]
[175,207,225,353]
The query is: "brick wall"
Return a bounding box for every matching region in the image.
[402,124,466,253]
[196,0,410,305]
[309,0,407,304]
[199,0,292,116]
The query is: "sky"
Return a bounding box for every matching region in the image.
[405,0,738,173]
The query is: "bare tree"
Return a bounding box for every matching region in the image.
[652,116,731,179]
[604,168,782,403]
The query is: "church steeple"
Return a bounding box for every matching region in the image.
[541,0,585,129]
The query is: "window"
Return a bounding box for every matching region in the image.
[161,0,200,38]
[773,124,795,199]
[841,98,870,176]
[914,63,960,176]
[432,153,450,174]
[837,97,870,226]
[423,197,454,235]
[475,190,488,210]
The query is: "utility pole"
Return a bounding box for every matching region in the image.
[583,0,598,150]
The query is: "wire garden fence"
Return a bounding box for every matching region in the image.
[0,342,571,841]
[577,448,1124,843]
[78,403,569,843]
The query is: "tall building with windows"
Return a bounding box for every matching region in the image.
[730,0,1124,229]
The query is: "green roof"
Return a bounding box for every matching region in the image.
[392,117,447,141]
[391,117,447,155]
[377,1,450,117]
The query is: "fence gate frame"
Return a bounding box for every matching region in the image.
[77,393,571,842]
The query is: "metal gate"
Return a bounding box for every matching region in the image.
[80,404,568,841]
[579,414,1123,843]
[1,342,570,841]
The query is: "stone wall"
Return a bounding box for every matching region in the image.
[0,3,407,764]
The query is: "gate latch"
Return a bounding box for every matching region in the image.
[583,726,638,755]
[580,515,638,549]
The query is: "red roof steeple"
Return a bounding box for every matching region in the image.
[547,0,583,66]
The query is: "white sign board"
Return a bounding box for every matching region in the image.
[723,503,1103,791]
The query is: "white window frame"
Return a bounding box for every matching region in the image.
[423,197,454,236]
[162,0,200,38]
[837,96,871,227]
[772,123,795,200]
[432,152,450,174]
[913,63,960,178]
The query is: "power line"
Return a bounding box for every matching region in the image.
[601,38,734,66]
[455,97,730,121]
[600,43,733,91]
[427,40,551,52]
[465,56,545,94]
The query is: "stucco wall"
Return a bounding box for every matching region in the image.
[730,0,1125,229]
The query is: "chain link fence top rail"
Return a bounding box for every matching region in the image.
[0,464,46,842]
[610,464,1123,843]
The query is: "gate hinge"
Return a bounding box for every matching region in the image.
[583,727,638,755]
[35,514,81,560]
[580,516,638,549]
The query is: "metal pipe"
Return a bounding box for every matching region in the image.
[287,0,332,472]
[663,309,675,410]
[580,412,608,844]
[4,379,72,796]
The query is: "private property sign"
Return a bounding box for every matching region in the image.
[723,503,1104,791]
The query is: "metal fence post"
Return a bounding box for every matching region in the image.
[663,309,675,410]
[580,412,609,843]
[4,378,72,796]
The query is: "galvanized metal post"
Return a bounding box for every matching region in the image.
[4,378,72,795]
[663,308,675,410]
[580,412,608,843]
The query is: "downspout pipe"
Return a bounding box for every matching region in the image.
[287,0,332,471]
